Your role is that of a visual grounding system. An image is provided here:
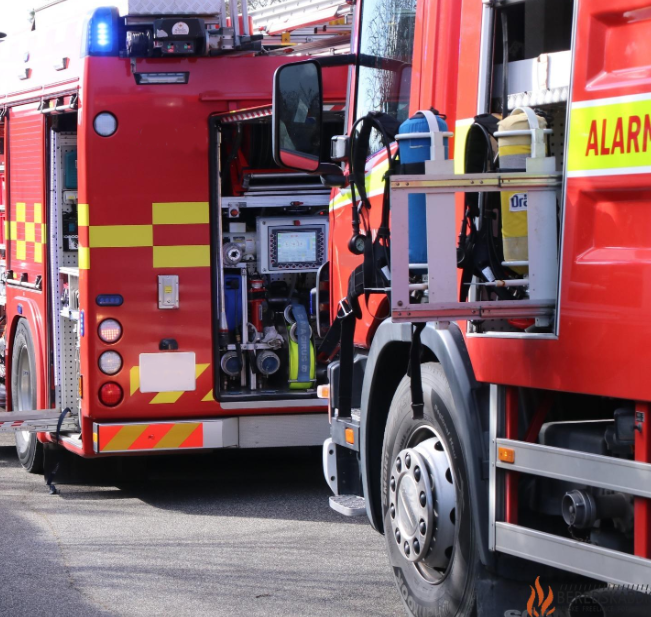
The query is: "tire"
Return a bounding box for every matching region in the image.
[11,319,44,473]
[381,362,478,617]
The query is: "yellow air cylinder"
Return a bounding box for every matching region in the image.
[497,110,547,269]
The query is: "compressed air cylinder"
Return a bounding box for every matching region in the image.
[397,112,448,265]
[497,110,547,267]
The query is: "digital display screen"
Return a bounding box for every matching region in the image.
[276,231,317,264]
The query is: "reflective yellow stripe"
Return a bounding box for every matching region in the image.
[34,242,43,264]
[154,423,200,449]
[102,424,148,452]
[498,144,530,158]
[34,203,42,224]
[202,389,214,402]
[90,225,153,248]
[78,203,89,226]
[568,94,651,174]
[329,159,390,212]
[10,221,17,239]
[153,202,209,225]
[153,245,210,268]
[16,240,26,260]
[16,203,26,222]
[453,118,474,174]
[78,247,90,270]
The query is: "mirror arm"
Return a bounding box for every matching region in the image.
[314,54,357,68]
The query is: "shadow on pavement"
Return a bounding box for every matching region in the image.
[0,441,365,525]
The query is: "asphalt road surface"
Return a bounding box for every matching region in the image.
[0,434,404,617]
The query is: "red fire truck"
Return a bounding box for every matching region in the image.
[0,0,349,476]
[271,0,651,614]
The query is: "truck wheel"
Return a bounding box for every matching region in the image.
[382,362,477,617]
[11,319,43,473]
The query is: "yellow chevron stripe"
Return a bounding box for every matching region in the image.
[202,389,214,402]
[154,423,201,449]
[130,366,140,396]
[153,202,209,225]
[153,245,210,268]
[90,225,153,248]
[149,391,184,405]
[149,364,210,404]
[102,424,148,452]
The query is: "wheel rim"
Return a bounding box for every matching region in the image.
[15,344,33,452]
[389,426,457,585]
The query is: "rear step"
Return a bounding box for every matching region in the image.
[0,409,79,433]
[329,494,366,517]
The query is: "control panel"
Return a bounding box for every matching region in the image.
[257,217,328,274]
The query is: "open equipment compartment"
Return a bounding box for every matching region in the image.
[210,104,343,401]
[390,0,575,337]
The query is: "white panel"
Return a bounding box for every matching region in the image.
[139,352,196,393]
[122,1,222,14]
[239,413,329,448]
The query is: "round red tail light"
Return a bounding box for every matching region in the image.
[99,382,123,406]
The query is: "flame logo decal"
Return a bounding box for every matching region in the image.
[527,577,555,616]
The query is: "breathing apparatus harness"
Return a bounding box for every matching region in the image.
[321,110,441,421]
[318,111,398,418]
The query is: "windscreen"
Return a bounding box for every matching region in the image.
[356,0,418,153]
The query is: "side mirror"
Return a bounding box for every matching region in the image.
[272,60,323,172]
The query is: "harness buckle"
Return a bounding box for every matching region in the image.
[338,298,354,319]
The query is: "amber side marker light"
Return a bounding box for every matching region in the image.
[345,428,355,445]
[498,447,515,464]
[316,385,330,399]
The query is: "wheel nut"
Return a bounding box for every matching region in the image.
[390,477,396,492]
[413,466,421,481]
[419,491,426,507]
[413,539,420,554]
[419,520,426,535]
[390,504,396,519]
[405,454,411,469]
[395,528,401,543]
[396,458,402,472]
[404,541,410,555]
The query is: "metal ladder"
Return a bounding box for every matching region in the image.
[0,409,78,434]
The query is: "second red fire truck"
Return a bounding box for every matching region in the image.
[0,0,348,475]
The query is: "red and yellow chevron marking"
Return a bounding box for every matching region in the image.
[95,422,203,453]
[128,363,212,404]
